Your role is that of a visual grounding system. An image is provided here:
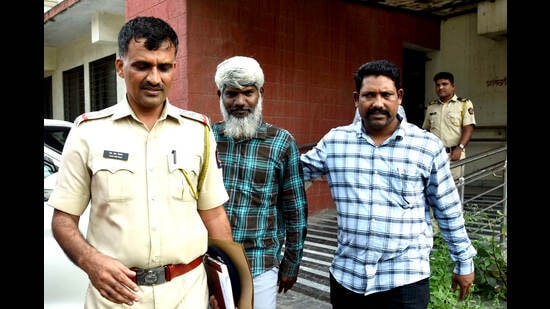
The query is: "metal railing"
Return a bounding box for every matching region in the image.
[451,145,507,244]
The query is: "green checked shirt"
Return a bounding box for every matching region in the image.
[212,121,308,278]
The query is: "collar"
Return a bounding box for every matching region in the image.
[112,97,174,122]
[355,118,405,143]
[438,94,459,104]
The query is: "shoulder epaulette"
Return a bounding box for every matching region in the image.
[428,99,438,105]
[179,109,210,126]
[457,97,469,102]
[74,106,116,126]
[176,108,211,196]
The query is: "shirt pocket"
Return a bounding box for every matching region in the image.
[390,166,423,209]
[91,157,135,202]
[447,111,462,127]
[168,153,201,201]
[428,112,439,127]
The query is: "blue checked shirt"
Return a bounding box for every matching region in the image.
[300,120,476,295]
[212,121,308,278]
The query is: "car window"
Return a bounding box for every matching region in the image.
[44,155,58,179]
[44,126,71,154]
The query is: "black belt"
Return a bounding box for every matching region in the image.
[445,146,458,153]
[131,255,204,286]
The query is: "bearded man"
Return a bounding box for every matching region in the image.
[211,56,308,309]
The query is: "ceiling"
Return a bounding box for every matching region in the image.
[355,0,484,19]
[44,0,125,48]
[44,0,482,48]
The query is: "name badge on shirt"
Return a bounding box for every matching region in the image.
[103,150,129,161]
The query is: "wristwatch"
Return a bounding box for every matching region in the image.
[458,143,465,151]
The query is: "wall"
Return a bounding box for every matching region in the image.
[44,0,441,215]
[182,0,440,214]
[45,0,507,216]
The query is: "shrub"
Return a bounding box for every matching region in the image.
[428,206,507,309]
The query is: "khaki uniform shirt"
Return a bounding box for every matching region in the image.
[422,94,476,147]
[48,98,229,308]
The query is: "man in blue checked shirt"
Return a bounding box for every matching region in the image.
[211,56,308,309]
[301,59,476,308]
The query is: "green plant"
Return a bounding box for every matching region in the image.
[429,234,484,309]
[428,206,507,309]
[467,209,508,303]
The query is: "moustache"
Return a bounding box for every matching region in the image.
[141,83,164,91]
[229,106,253,113]
[366,108,390,117]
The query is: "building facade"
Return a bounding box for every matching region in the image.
[44,0,507,214]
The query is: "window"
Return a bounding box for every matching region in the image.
[44,124,72,154]
[44,155,58,179]
[63,65,85,122]
[44,76,53,119]
[90,54,117,111]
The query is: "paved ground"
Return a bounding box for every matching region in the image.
[277,289,331,309]
[276,209,336,308]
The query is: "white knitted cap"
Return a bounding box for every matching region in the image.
[214,56,264,91]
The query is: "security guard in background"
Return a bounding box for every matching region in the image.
[422,71,476,180]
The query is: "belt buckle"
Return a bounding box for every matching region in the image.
[135,266,167,285]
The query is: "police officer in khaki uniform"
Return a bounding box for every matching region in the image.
[48,17,234,308]
[422,71,476,180]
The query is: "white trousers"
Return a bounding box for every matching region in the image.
[253,267,279,309]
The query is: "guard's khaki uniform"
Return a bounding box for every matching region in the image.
[422,94,476,179]
[48,98,229,308]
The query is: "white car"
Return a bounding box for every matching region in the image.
[44,119,73,153]
[44,119,91,309]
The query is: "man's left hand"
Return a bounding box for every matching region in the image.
[451,272,475,300]
[450,147,462,161]
[277,275,297,294]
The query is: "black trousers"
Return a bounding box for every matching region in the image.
[330,272,430,309]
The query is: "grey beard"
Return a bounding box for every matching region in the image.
[219,97,263,139]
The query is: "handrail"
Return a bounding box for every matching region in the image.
[450,145,507,168]
[452,145,507,245]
